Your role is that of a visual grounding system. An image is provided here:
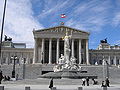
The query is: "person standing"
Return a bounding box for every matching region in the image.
[0,71,3,84]
[105,77,110,87]
[101,81,105,87]
[86,77,89,86]
[49,78,53,89]
[82,78,86,86]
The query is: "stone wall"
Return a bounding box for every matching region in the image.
[1,64,120,79]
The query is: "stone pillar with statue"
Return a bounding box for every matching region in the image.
[53,30,81,72]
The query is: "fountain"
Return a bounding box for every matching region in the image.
[40,30,97,79]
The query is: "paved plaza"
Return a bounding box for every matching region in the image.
[0,78,120,90]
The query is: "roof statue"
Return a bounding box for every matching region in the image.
[100,38,107,43]
[4,35,12,41]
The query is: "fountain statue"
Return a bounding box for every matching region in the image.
[40,30,97,79]
[53,30,81,72]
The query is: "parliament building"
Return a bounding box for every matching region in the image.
[1,25,120,66]
[0,25,120,79]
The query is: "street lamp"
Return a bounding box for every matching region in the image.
[11,56,17,79]
[102,56,109,80]
[22,58,26,79]
[0,0,7,64]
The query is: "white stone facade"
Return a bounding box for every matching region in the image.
[1,48,33,64]
[1,25,120,66]
[33,25,90,65]
[89,49,120,65]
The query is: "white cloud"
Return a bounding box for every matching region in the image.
[38,0,75,18]
[66,0,111,33]
[114,40,120,45]
[0,0,44,48]
[112,12,120,26]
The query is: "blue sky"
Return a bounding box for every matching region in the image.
[0,0,120,49]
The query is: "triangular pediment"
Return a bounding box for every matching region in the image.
[33,25,90,35]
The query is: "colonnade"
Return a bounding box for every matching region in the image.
[33,38,89,65]
[90,55,120,65]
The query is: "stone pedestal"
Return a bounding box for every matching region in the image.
[78,87,83,90]
[25,87,30,90]
[102,87,107,90]
[51,87,56,90]
[0,86,4,90]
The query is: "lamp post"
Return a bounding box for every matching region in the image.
[11,56,17,79]
[103,56,109,80]
[22,58,26,79]
[0,0,7,64]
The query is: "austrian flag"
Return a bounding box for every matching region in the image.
[61,14,66,18]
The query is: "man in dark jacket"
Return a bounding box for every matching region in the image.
[86,77,89,86]
[105,77,110,87]
[49,78,53,89]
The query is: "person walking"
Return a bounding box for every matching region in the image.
[49,78,53,90]
[0,71,3,84]
[82,78,86,86]
[105,77,110,87]
[86,77,89,86]
[92,78,98,85]
[101,81,106,87]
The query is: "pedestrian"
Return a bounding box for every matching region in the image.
[0,71,3,84]
[101,81,106,87]
[16,74,19,80]
[82,78,86,86]
[105,77,110,87]
[92,78,95,85]
[92,78,98,85]
[7,76,10,81]
[4,75,7,81]
[49,78,53,89]
[86,77,89,86]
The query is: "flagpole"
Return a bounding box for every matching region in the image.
[0,0,7,64]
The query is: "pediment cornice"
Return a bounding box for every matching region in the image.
[33,25,90,35]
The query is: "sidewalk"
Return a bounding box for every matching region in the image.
[0,84,120,90]
[0,78,120,90]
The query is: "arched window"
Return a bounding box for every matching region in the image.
[110,59,114,65]
[2,58,6,64]
[16,59,19,64]
[30,58,33,64]
[116,59,119,65]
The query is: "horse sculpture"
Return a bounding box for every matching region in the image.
[100,38,107,43]
[4,35,12,41]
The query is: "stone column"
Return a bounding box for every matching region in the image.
[33,38,37,64]
[41,38,45,64]
[79,39,82,64]
[49,39,52,64]
[86,39,89,65]
[114,55,117,66]
[108,56,111,65]
[71,39,74,57]
[56,38,59,64]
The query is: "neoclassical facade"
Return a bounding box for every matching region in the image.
[1,25,120,67]
[33,25,90,65]
[1,47,33,65]
[89,42,120,65]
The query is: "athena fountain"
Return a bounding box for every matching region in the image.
[40,30,97,79]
